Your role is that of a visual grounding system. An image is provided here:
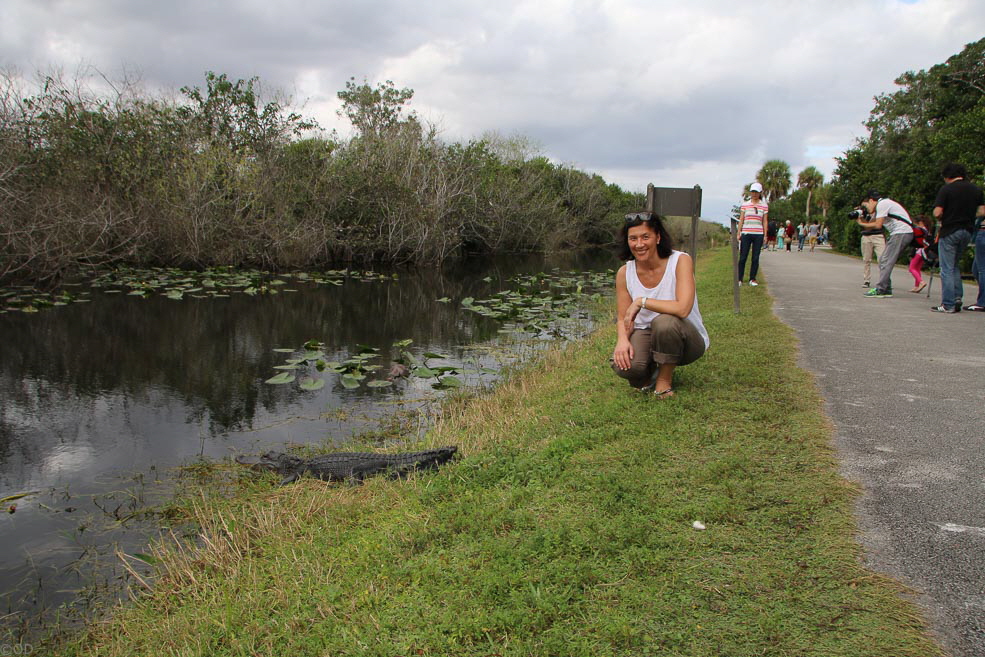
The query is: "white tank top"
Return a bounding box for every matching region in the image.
[626,251,710,349]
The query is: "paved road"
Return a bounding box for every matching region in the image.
[755,246,985,656]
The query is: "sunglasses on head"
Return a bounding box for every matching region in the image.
[624,212,653,223]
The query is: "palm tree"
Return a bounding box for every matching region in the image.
[796,166,824,220]
[815,182,833,222]
[756,160,792,203]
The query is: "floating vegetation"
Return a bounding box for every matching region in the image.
[257,269,612,396]
[0,287,88,314]
[456,268,612,339]
[1,266,398,315]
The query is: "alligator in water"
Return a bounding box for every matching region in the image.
[236,446,458,485]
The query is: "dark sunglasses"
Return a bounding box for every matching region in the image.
[624,212,653,223]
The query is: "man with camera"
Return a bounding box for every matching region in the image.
[932,163,984,313]
[853,190,913,298]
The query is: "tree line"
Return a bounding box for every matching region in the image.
[0,71,643,287]
[737,37,983,264]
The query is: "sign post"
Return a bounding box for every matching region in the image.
[645,184,703,261]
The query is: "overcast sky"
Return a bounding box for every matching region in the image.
[2,1,983,221]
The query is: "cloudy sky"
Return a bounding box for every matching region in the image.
[2,0,983,221]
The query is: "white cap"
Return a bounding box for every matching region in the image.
[749,182,763,193]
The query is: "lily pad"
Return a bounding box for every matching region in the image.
[299,377,325,391]
[367,380,393,388]
[339,373,361,389]
[265,372,295,385]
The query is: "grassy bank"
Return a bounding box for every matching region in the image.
[64,247,943,656]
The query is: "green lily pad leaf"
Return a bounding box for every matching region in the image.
[299,377,325,391]
[413,367,436,378]
[392,338,413,348]
[273,365,300,370]
[461,297,474,307]
[265,372,295,385]
[356,344,380,353]
[367,380,393,388]
[339,373,361,389]
[423,352,450,359]
[434,376,463,389]
[482,276,493,282]
[437,297,451,303]
[303,339,322,350]
[273,348,295,353]
[301,351,325,362]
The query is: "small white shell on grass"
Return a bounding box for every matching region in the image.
[692,520,706,530]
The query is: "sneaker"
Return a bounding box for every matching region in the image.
[864,288,892,298]
[749,280,759,287]
[737,280,743,286]
[956,299,963,312]
[931,305,957,313]
[966,304,985,312]
[862,281,870,287]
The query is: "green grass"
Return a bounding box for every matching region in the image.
[62,247,944,656]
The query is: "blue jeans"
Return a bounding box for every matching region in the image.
[974,229,985,307]
[938,228,971,309]
[738,234,764,281]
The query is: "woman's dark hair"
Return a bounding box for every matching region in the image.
[616,211,674,261]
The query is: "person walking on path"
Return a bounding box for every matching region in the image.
[783,220,795,251]
[857,190,914,299]
[611,212,709,399]
[736,182,768,286]
[933,163,985,313]
[907,216,933,293]
[797,222,806,251]
[807,221,820,252]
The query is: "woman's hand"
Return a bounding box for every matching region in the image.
[613,336,634,371]
[623,298,641,335]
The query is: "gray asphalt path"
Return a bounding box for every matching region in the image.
[755,246,985,656]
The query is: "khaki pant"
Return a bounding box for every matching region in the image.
[611,314,706,388]
[860,234,885,284]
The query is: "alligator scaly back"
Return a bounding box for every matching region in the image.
[236,446,458,485]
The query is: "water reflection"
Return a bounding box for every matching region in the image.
[0,251,615,638]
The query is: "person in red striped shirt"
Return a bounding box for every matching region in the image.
[736,182,769,286]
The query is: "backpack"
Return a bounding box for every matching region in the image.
[912,224,930,249]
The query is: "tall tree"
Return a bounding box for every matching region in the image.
[796,166,824,219]
[337,78,416,138]
[757,159,792,203]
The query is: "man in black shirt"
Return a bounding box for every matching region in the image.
[932,163,985,313]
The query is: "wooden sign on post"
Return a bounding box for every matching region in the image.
[645,184,702,260]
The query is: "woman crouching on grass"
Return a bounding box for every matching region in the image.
[611,212,710,399]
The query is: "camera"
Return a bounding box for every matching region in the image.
[848,208,867,220]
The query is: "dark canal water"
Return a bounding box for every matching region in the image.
[0,252,614,639]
